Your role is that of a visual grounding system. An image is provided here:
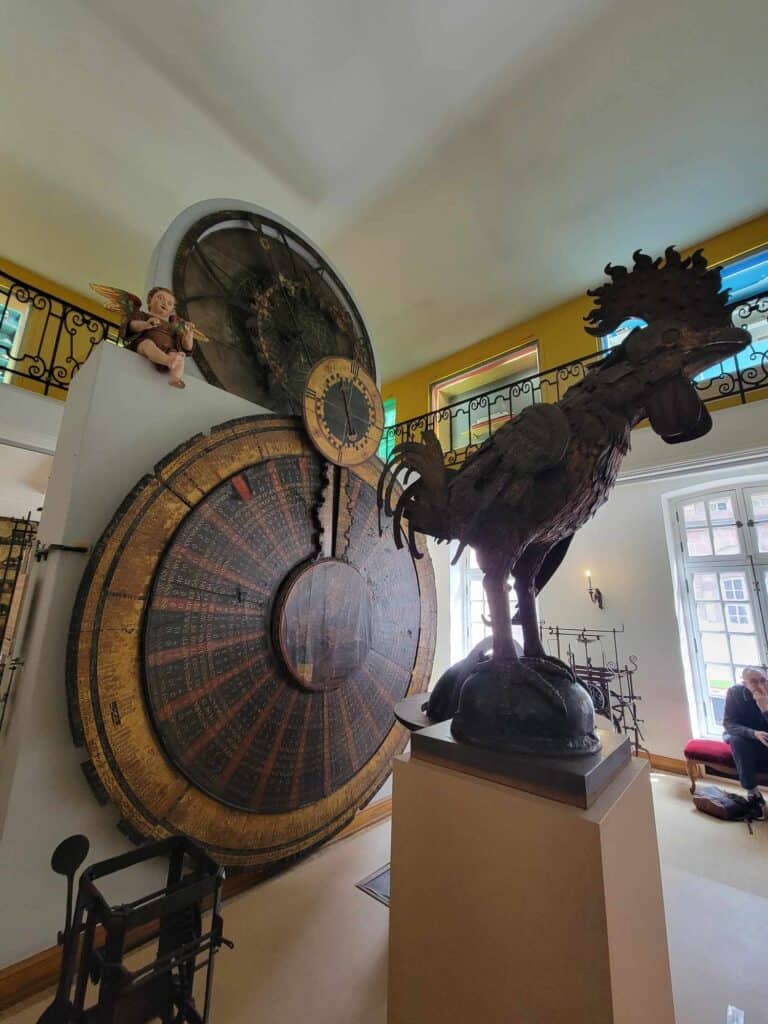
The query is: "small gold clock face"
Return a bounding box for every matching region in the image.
[303,356,384,465]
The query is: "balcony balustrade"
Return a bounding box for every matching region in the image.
[1,265,767,467]
[386,291,768,465]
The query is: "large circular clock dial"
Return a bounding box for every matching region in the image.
[172,209,376,411]
[303,356,384,466]
[67,416,436,867]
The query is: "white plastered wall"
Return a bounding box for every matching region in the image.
[0,344,270,965]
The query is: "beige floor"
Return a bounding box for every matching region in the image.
[3,771,766,1024]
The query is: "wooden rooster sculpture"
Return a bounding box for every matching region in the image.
[379,248,751,756]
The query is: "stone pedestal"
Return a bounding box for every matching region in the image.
[388,752,674,1024]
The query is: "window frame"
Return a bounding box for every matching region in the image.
[429,343,540,455]
[0,300,28,384]
[673,482,768,737]
[449,545,524,664]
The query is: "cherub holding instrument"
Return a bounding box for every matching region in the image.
[91,284,209,389]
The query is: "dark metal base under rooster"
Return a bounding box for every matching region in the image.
[410,723,630,809]
[411,652,602,760]
[450,656,601,757]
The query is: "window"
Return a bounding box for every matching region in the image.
[599,316,647,352]
[377,398,397,461]
[0,303,26,383]
[598,246,768,383]
[450,545,523,662]
[674,483,768,736]
[431,344,539,454]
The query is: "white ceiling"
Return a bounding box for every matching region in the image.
[2,0,768,381]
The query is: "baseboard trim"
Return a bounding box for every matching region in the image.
[0,795,392,1012]
[637,751,688,776]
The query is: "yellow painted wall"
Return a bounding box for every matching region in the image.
[5,208,768,409]
[383,211,768,423]
[1,256,119,398]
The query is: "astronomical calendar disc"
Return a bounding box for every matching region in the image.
[67,416,436,867]
[172,209,376,411]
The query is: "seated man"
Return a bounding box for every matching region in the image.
[723,666,768,814]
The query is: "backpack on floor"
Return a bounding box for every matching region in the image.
[693,784,758,823]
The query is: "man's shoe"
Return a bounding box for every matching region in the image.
[746,792,766,820]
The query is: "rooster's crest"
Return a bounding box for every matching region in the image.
[584,246,730,337]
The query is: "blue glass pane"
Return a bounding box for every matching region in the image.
[600,317,647,351]
[0,306,21,344]
[696,358,737,382]
[721,249,768,305]
[0,305,21,375]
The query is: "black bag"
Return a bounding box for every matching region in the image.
[693,783,756,822]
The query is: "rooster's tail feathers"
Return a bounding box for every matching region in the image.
[377,430,447,554]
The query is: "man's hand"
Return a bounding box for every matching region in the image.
[755,730,768,748]
[754,680,768,713]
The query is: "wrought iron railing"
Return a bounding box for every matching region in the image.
[0,269,120,397]
[0,514,37,653]
[1,260,766,429]
[386,291,768,465]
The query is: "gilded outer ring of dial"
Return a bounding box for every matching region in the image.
[66,416,436,868]
[303,356,384,466]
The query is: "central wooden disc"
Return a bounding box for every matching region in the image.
[275,559,372,691]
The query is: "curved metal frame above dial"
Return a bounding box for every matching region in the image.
[171,207,376,411]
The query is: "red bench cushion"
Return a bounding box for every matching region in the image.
[684,739,735,766]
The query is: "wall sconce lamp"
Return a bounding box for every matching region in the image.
[585,570,604,610]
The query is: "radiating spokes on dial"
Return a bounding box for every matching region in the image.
[172,209,376,410]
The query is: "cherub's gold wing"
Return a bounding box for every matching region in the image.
[90,283,142,319]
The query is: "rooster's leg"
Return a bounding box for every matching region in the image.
[484,570,517,661]
[514,573,546,659]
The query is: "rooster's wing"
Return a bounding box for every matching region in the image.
[448,403,571,532]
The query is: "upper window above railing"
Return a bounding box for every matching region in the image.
[0,304,25,384]
[429,344,540,455]
[599,316,648,352]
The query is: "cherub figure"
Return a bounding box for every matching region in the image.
[91,284,209,389]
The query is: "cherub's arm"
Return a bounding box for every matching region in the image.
[180,320,195,352]
[129,315,160,334]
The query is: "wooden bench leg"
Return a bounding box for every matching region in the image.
[685,758,703,794]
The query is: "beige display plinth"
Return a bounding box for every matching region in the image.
[388,753,674,1024]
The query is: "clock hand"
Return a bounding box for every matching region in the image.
[341,381,356,439]
[331,463,342,558]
